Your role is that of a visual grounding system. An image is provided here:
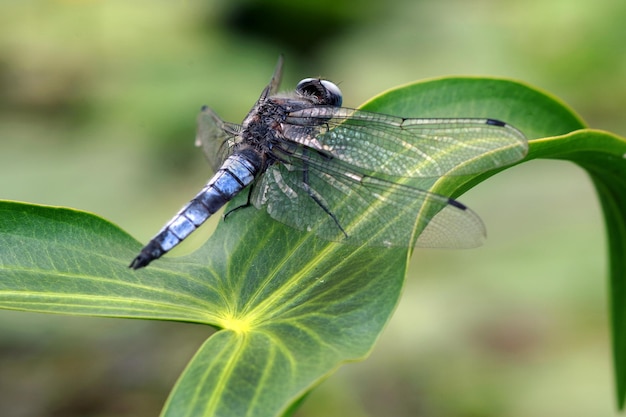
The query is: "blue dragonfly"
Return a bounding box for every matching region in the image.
[129,57,527,269]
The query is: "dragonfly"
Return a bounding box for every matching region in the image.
[129,56,527,269]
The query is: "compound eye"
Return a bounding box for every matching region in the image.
[296,78,343,107]
[319,80,342,107]
[295,78,316,91]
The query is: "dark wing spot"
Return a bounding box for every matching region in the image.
[486,118,506,127]
[447,198,468,210]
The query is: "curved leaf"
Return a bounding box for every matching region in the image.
[2,76,625,416]
[366,80,626,407]
[361,76,585,138]
[527,130,626,408]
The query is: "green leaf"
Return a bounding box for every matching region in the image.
[1,76,625,416]
[526,129,626,408]
[0,199,407,416]
[365,79,626,407]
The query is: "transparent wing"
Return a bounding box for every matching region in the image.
[284,106,528,178]
[267,55,284,96]
[251,148,486,248]
[195,56,284,171]
[194,106,241,172]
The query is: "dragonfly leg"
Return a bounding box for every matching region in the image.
[301,157,348,239]
[223,185,253,220]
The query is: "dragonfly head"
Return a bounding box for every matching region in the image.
[296,78,342,107]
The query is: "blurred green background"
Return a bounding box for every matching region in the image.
[0,1,624,416]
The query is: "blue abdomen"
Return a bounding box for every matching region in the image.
[129,151,261,269]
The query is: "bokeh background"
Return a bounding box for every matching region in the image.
[1,1,624,416]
